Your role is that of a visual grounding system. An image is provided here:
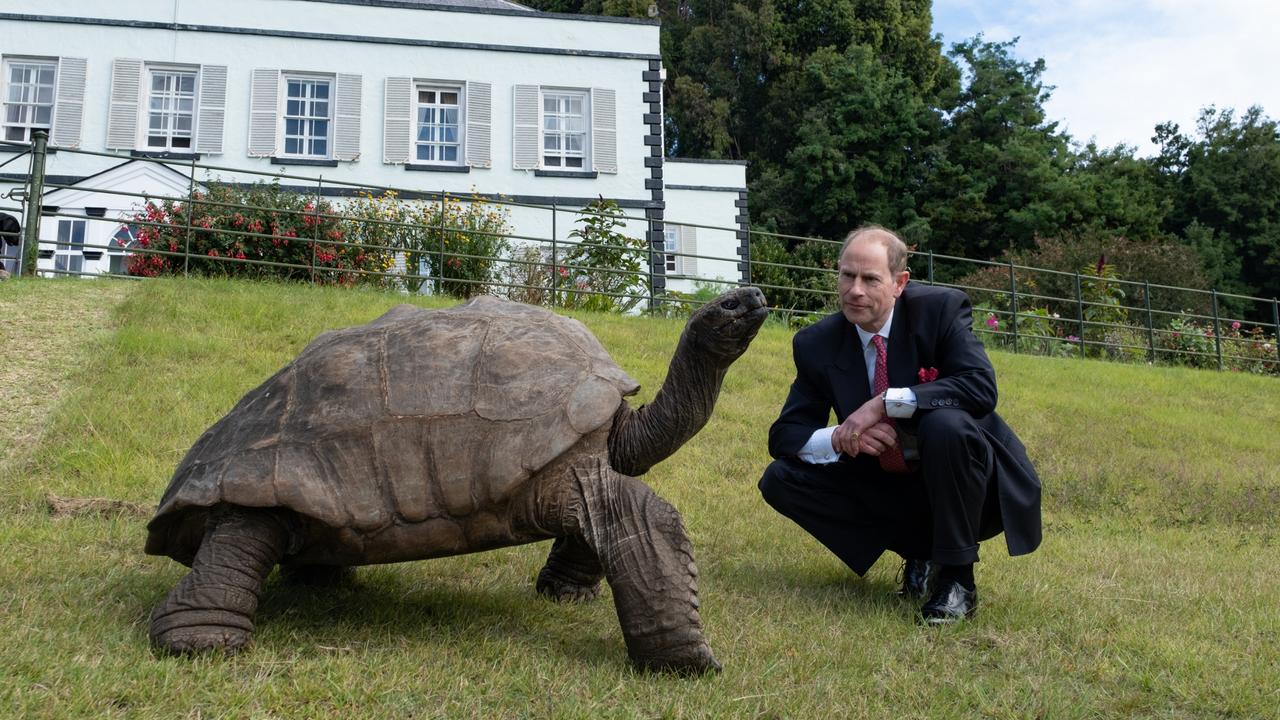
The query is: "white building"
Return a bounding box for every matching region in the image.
[0,0,749,291]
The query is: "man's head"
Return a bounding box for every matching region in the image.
[836,226,910,332]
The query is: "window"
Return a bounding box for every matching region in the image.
[3,59,56,142]
[664,227,679,273]
[110,223,140,275]
[145,68,196,150]
[542,90,587,168]
[415,86,462,164]
[54,219,85,275]
[283,76,331,158]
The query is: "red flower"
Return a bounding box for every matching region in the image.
[918,366,939,383]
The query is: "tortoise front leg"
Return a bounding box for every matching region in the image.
[570,459,720,674]
[536,535,604,602]
[149,507,289,655]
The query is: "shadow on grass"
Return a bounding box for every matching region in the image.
[113,561,627,669]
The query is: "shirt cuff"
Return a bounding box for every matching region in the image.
[797,426,840,464]
[885,387,917,418]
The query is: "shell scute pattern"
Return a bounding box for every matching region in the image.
[147,298,641,561]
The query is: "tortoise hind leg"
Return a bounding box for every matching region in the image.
[149,507,289,655]
[570,459,720,674]
[536,536,603,602]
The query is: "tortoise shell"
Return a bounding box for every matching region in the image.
[145,296,640,563]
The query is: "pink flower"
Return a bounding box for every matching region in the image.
[985,314,999,330]
[1066,335,1080,342]
[1231,321,1241,331]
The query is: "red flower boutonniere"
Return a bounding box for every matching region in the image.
[918,366,939,383]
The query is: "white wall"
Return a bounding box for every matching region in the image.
[0,0,657,198]
[664,159,747,293]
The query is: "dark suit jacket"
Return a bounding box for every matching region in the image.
[768,282,1042,557]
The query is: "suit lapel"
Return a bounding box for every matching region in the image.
[831,317,870,419]
[887,291,919,388]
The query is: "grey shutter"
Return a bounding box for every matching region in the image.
[51,57,86,148]
[383,76,412,164]
[591,87,617,174]
[194,64,227,154]
[333,73,362,161]
[106,58,142,150]
[512,84,539,170]
[679,225,698,277]
[465,81,491,168]
[247,68,279,157]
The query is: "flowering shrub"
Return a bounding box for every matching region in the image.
[404,193,511,298]
[126,181,393,286]
[1157,314,1279,374]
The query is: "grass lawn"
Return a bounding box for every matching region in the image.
[1,277,1277,719]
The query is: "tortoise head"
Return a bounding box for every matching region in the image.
[684,286,768,364]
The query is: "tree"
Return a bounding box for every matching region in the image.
[1159,106,1280,303]
[915,38,1077,261]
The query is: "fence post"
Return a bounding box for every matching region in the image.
[18,129,49,277]
[310,177,322,284]
[550,202,558,306]
[1273,298,1280,364]
[1074,271,1085,358]
[435,190,445,295]
[1144,281,1155,363]
[1008,260,1019,353]
[182,154,197,277]
[1211,289,1223,371]
[927,250,935,285]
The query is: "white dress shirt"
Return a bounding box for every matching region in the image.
[797,309,918,464]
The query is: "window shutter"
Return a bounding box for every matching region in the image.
[591,87,617,174]
[333,73,362,161]
[51,57,87,148]
[383,76,412,164]
[680,225,698,277]
[465,81,491,168]
[247,68,280,157]
[195,64,227,154]
[106,58,142,150]
[512,84,539,170]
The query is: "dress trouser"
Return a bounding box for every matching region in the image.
[758,409,998,575]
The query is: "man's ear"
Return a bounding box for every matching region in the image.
[893,270,910,296]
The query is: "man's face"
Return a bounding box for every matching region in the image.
[837,236,909,332]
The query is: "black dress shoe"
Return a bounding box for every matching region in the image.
[897,558,939,600]
[919,579,977,625]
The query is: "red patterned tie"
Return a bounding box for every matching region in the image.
[871,334,910,473]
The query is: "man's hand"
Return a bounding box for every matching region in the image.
[856,422,899,457]
[831,393,891,456]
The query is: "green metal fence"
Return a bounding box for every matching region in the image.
[4,131,1278,375]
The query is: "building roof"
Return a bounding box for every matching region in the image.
[308,0,537,12]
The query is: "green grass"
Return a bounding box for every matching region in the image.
[1,278,1278,719]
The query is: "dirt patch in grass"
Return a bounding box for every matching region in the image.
[0,280,132,473]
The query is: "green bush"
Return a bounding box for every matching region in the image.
[557,198,647,313]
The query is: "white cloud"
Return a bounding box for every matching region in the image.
[934,0,1280,154]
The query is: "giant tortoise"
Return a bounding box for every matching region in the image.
[145,287,767,674]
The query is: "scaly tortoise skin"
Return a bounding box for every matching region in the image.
[145,287,767,674]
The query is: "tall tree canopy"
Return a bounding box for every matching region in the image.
[521,0,1280,311]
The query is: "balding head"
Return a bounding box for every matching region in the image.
[840,226,909,275]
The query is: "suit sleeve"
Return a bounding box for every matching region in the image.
[768,330,835,459]
[908,291,998,417]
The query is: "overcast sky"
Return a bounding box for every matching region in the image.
[932,0,1280,155]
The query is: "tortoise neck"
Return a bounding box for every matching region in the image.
[608,331,728,476]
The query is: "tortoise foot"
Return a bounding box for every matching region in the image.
[632,641,722,676]
[151,622,253,656]
[535,566,602,603]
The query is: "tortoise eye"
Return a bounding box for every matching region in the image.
[721,298,740,310]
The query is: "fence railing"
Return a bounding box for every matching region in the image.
[4,131,1278,376]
